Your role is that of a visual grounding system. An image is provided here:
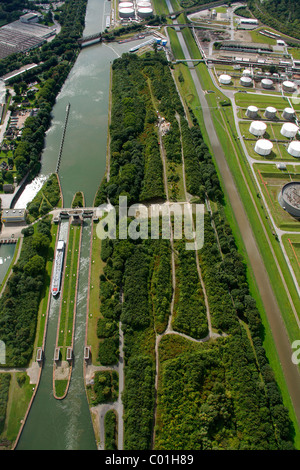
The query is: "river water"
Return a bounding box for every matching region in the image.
[16,0,153,450]
[15,0,152,209]
[0,243,15,285]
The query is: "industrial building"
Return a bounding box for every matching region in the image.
[1,209,26,225]
[220,41,272,54]
[0,16,56,60]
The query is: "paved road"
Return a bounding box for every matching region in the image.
[169,9,300,428]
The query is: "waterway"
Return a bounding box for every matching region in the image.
[0,243,15,285]
[16,0,153,450]
[15,0,153,209]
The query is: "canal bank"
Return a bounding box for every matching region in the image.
[14,0,155,450]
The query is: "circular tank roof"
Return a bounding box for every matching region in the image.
[288,141,300,157]
[281,122,299,137]
[255,139,273,155]
[219,74,231,83]
[247,106,258,111]
[261,78,273,87]
[280,182,300,214]
[138,7,153,12]
[265,106,277,113]
[283,80,295,88]
[119,1,133,5]
[137,1,152,6]
[250,121,267,130]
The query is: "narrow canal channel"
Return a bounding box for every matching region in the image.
[16,0,152,450]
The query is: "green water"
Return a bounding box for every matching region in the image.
[0,244,16,286]
[16,0,153,449]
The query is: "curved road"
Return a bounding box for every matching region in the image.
[166,1,300,428]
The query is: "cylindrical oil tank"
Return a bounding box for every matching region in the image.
[287,141,300,157]
[219,74,231,85]
[282,80,296,93]
[254,139,273,156]
[282,107,295,120]
[137,7,154,18]
[240,76,253,87]
[119,7,135,18]
[261,78,273,89]
[249,121,267,136]
[280,122,299,138]
[264,106,277,120]
[246,106,258,119]
[242,69,251,76]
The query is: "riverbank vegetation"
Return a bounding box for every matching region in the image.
[104,410,117,450]
[26,173,61,222]
[0,373,10,436]
[0,217,52,366]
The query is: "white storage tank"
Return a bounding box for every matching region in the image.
[280,123,299,138]
[119,7,135,18]
[287,141,300,157]
[119,1,134,7]
[249,121,267,137]
[137,7,154,18]
[261,78,273,89]
[137,1,152,6]
[282,80,296,93]
[264,106,277,120]
[246,106,258,119]
[254,139,273,156]
[240,76,253,87]
[282,107,295,121]
[242,69,252,77]
[219,74,232,85]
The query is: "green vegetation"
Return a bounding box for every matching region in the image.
[104,410,117,450]
[27,174,61,222]
[55,380,68,398]
[248,0,300,40]
[172,239,208,339]
[0,217,53,366]
[71,191,84,208]
[90,371,119,405]
[0,373,10,436]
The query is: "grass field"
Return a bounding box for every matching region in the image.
[254,164,300,231]
[58,225,81,356]
[282,234,300,285]
[87,223,106,364]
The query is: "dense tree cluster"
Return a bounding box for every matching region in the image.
[91,371,119,405]
[104,410,117,450]
[181,116,223,202]
[172,239,208,339]
[248,0,300,40]
[0,0,30,25]
[0,218,52,366]
[0,373,10,436]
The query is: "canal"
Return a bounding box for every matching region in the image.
[15,0,150,209]
[16,0,152,450]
